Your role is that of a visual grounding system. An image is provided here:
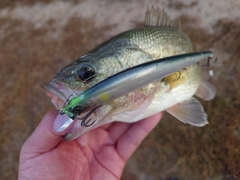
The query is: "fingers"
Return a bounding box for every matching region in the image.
[108,122,133,143]
[116,113,162,162]
[20,111,63,158]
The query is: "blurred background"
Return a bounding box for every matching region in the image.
[0,0,240,179]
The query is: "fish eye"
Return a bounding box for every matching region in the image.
[77,65,95,81]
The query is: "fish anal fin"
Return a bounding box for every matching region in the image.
[195,80,216,101]
[144,6,180,29]
[166,97,208,127]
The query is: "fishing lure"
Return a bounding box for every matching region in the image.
[60,51,213,126]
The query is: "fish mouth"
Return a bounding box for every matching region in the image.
[42,83,67,109]
[42,80,97,141]
[42,80,82,109]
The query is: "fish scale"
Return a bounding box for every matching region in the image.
[90,31,191,86]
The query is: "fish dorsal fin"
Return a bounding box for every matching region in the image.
[195,80,216,101]
[144,6,180,29]
[166,97,208,127]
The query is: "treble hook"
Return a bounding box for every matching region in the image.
[174,68,187,81]
[76,105,102,127]
[200,56,217,77]
[174,71,182,81]
[200,56,217,67]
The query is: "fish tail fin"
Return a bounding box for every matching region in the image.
[144,6,180,29]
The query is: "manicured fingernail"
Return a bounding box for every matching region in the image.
[54,114,74,132]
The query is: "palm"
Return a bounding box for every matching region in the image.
[19,111,162,180]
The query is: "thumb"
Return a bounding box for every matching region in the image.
[21,111,66,158]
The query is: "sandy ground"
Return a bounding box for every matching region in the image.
[1,0,240,179]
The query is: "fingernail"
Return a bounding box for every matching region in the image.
[54,114,74,132]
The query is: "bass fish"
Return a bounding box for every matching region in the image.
[44,7,215,141]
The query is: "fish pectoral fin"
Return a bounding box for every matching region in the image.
[166,97,208,127]
[195,80,216,101]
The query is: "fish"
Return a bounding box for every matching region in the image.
[60,51,212,121]
[43,7,216,141]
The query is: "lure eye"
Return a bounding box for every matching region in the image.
[72,106,82,113]
[77,65,95,81]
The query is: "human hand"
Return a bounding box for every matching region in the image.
[18,111,162,180]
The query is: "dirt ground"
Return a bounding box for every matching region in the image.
[0,0,240,179]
